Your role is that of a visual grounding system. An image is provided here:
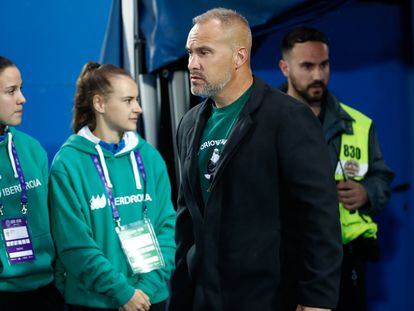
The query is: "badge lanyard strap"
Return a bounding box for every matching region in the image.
[333,144,348,181]
[333,143,359,214]
[0,142,28,215]
[91,150,148,227]
[91,155,121,227]
[134,150,148,220]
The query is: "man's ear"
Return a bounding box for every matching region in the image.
[92,94,105,114]
[279,59,289,78]
[234,47,248,70]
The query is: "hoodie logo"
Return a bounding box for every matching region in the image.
[89,193,153,211]
[0,179,42,199]
[90,194,107,210]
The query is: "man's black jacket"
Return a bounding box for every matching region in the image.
[170,77,343,311]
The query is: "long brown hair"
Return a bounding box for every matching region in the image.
[72,61,132,133]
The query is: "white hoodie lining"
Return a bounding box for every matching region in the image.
[77,126,139,156]
[7,132,18,178]
[77,126,100,144]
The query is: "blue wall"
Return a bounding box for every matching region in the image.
[1,0,112,160]
[252,2,412,310]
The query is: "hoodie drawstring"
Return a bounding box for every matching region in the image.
[95,145,142,191]
[130,151,142,190]
[7,132,18,178]
[95,145,113,188]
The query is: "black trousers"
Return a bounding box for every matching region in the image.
[0,282,64,311]
[67,300,166,311]
[336,237,379,311]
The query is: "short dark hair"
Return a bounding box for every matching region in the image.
[281,27,329,58]
[0,56,16,74]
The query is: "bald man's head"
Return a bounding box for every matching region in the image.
[193,8,252,56]
[186,8,253,103]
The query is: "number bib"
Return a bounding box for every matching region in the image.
[116,219,165,274]
[1,217,35,264]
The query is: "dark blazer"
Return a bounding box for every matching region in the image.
[170,77,343,311]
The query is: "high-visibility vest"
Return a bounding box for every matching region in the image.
[334,103,377,244]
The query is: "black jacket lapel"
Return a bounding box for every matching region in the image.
[208,77,265,193]
[184,101,211,215]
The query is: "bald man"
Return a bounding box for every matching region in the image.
[170,8,343,311]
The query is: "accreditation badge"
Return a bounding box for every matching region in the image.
[343,159,360,178]
[115,219,165,274]
[1,217,35,264]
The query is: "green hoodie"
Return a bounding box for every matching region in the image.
[0,127,55,291]
[49,127,176,308]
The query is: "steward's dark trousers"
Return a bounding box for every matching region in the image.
[336,236,379,311]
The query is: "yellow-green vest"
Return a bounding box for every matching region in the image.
[334,103,377,244]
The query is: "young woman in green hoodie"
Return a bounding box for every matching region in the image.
[49,62,176,311]
[0,56,63,309]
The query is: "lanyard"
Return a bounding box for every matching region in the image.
[91,149,148,227]
[134,150,148,218]
[0,142,28,215]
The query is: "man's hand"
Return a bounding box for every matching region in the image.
[119,289,151,311]
[337,179,368,211]
[296,305,331,311]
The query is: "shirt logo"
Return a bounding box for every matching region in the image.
[90,194,107,210]
[204,148,221,181]
[199,139,227,151]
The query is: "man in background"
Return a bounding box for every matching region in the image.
[279,26,394,311]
